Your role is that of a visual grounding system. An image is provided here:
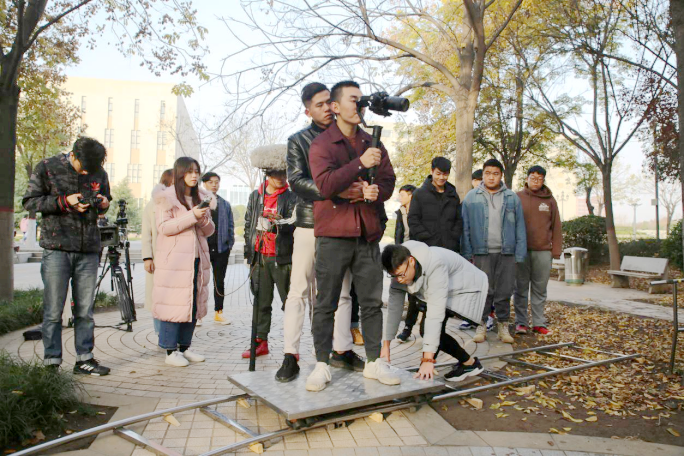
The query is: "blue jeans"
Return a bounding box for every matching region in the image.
[153,318,161,335]
[41,249,99,366]
[158,259,199,350]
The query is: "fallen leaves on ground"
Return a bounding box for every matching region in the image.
[462,302,684,436]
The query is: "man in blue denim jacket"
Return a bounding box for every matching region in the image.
[461,158,527,344]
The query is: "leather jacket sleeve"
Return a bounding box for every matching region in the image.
[244,190,257,262]
[287,133,324,202]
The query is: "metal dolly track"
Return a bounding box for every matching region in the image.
[14,342,638,456]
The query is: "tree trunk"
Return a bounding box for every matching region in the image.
[602,167,621,271]
[453,93,478,200]
[666,207,673,234]
[586,187,595,215]
[672,0,684,261]
[503,161,516,189]
[0,84,20,302]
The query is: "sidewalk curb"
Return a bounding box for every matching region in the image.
[406,403,682,456]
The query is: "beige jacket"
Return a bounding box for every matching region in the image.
[141,185,165,312]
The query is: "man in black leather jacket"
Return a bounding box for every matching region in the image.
[277,82,364,383]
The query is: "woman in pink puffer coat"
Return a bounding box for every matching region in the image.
[152,157,215,367]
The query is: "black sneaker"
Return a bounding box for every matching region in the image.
[330,350,365,372]
[444,358,484,382]
[396,327,412,343]
[73,359,110,376]
[275,354,300,383]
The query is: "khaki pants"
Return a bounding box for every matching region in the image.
[283,228,352,355]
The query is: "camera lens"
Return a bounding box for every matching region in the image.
[384,96,410,112]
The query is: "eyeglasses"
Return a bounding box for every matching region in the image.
[528,176,545,182]
[387,258,412,279]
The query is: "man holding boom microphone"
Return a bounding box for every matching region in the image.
[306,80,398,392]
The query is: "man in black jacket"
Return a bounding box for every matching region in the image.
[391,184,424,342]
[408,156,462,252]
[23,137,112,376]
[278,82,363,382]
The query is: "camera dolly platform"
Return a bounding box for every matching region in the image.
[228,364,445,421]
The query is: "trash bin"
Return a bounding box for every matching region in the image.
[564,247,589,285]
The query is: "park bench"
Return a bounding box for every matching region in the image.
[608,256,669,294]
[551,258,565,281]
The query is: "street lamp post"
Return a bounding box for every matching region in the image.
[560,191,568,221]
[630,202,641,240]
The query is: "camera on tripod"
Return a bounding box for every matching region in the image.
[99,199,128,248]
[95,198,136,331]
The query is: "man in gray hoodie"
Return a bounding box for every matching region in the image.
[461,158,527,344]
[382,241,486,382]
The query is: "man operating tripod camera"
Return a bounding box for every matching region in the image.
[23,137,112,376]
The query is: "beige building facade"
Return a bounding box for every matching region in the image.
[62,77,200,204]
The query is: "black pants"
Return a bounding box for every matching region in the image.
[313,237,383,363]
[351,284,360,325]
[210,250,230,311]
[250,256,291,340]
[436,310,470,363]
[405,294,421,329]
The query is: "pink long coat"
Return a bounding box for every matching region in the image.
[152,185,216,323]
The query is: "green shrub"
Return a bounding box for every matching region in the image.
[661,219,683,269]
[562,215,607,264]
[0,353,83,448]
[0,289,117,336]
[618,239,662,259]
[0,290,43,336]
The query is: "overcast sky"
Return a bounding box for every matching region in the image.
[63,0,679,226]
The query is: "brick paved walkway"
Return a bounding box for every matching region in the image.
[4,264,514,456]
[9,263,681,455]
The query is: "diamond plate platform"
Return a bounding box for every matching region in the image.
[228,366,445,420]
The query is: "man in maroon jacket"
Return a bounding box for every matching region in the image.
[306,80,399,392]
[514,165,562,336]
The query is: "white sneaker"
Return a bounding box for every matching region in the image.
[486,315,495,331]
[165,351,189,367]
[305,362,332,392]
[183,349,205,363]
[363,358,401,385]
[196,319,203,327]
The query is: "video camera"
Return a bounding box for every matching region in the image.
[99,199,128,248]
[355,91,410,203]
[356,92,410,118]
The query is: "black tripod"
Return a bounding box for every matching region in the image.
[94,242,136,332]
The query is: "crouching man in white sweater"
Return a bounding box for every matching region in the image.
[381,241,488,381]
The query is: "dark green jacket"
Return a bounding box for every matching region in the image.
[22,154,111,253]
